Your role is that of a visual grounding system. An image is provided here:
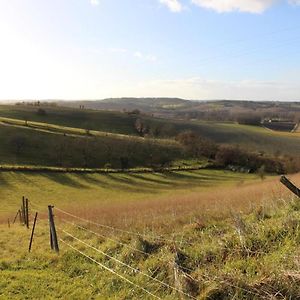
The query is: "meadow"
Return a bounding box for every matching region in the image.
[1,105,300,155]
[1,103,300,299]
[1,170,300,299]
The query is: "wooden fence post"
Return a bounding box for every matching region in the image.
[280,176,300,198]
[8,218,10,228]
[13,210,19,224]
[48,205,59,253]
[25,198,29,228]
[22,196,25,225]
[29,212,38,252]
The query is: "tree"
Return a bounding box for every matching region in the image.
[134,119,149,136]
[176,131,218,159]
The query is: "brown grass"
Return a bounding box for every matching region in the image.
[62,173,300,233]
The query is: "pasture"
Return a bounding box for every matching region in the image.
[1,171,300,299]
[0,104,300,158]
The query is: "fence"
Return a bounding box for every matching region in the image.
[5,176,300,299]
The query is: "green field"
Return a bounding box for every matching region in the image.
[0,169,259,217]
[0,105,138,135]
[2,104,300,298]
[1,170,300,299]
[0,122,182,168]
[1,104,300,159]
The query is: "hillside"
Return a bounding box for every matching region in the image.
[0,123,183,169]
[58,97,192,114]
[56,98,300,120]
[1,172,300,299]
[1,104,300,158]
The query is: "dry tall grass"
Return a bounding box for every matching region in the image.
[62,173,300,232]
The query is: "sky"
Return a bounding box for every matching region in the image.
[0,0,300,101]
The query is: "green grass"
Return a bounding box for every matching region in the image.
[0,169,258,216]
[1,181,300,299]
[0,105,138,135]
[178,120,300,156]
[1,104,300,157]
[0,123,183,168]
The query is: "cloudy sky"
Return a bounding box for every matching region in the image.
[0,0,300,100]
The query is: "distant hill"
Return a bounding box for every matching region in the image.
[57,97,197,116]
[55,98,300,120]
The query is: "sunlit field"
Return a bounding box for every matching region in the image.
[1,170,300,299]
[1,169,279,225]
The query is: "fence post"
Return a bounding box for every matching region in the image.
[22,196,25,225]
[13,210,19,224]
[8,218,10,228]
[48,205,59,253]
[29,212,38,252]
[25,198,29,228]
[280,176,300,198]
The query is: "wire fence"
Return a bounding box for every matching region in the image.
[59,227,198,299]
[59,237,162,299]
[7,198,294,299]
[55,207,191,245]
[55,208,270,299]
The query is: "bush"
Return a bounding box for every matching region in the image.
[176,131,218,159]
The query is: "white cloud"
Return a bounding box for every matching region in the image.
[288,0,300,4]
[191,0,277,13]
[159,0,183,12]
[90,0,99,6]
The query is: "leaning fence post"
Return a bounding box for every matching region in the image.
[13,210,19,224]
[280,176,300,198]
[29,212,38,252]
[48,205,59,253]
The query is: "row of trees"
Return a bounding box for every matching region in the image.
[175,130,293,174]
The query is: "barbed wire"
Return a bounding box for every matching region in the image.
[55,207,190,245]
[59,237,161,299]
[60,228,198,300]
[58,219,267,299]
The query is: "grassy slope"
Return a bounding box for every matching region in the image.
[0,169,258,216]
[0,124,182,168]
[1,172,300,299]
[0,105,137,135]
[1,105,300,158]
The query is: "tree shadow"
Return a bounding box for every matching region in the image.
[0,172,12,187]
[39,172,89,189]
[72,173,109,187]
[128,173,174,186]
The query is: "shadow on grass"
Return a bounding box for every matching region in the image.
[39,173,89,189]
[103,171,223,192]
[9,169,249,194]
[72,173,110,188]
[0,172,12,187]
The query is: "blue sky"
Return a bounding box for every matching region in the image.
[0,0,300,100]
